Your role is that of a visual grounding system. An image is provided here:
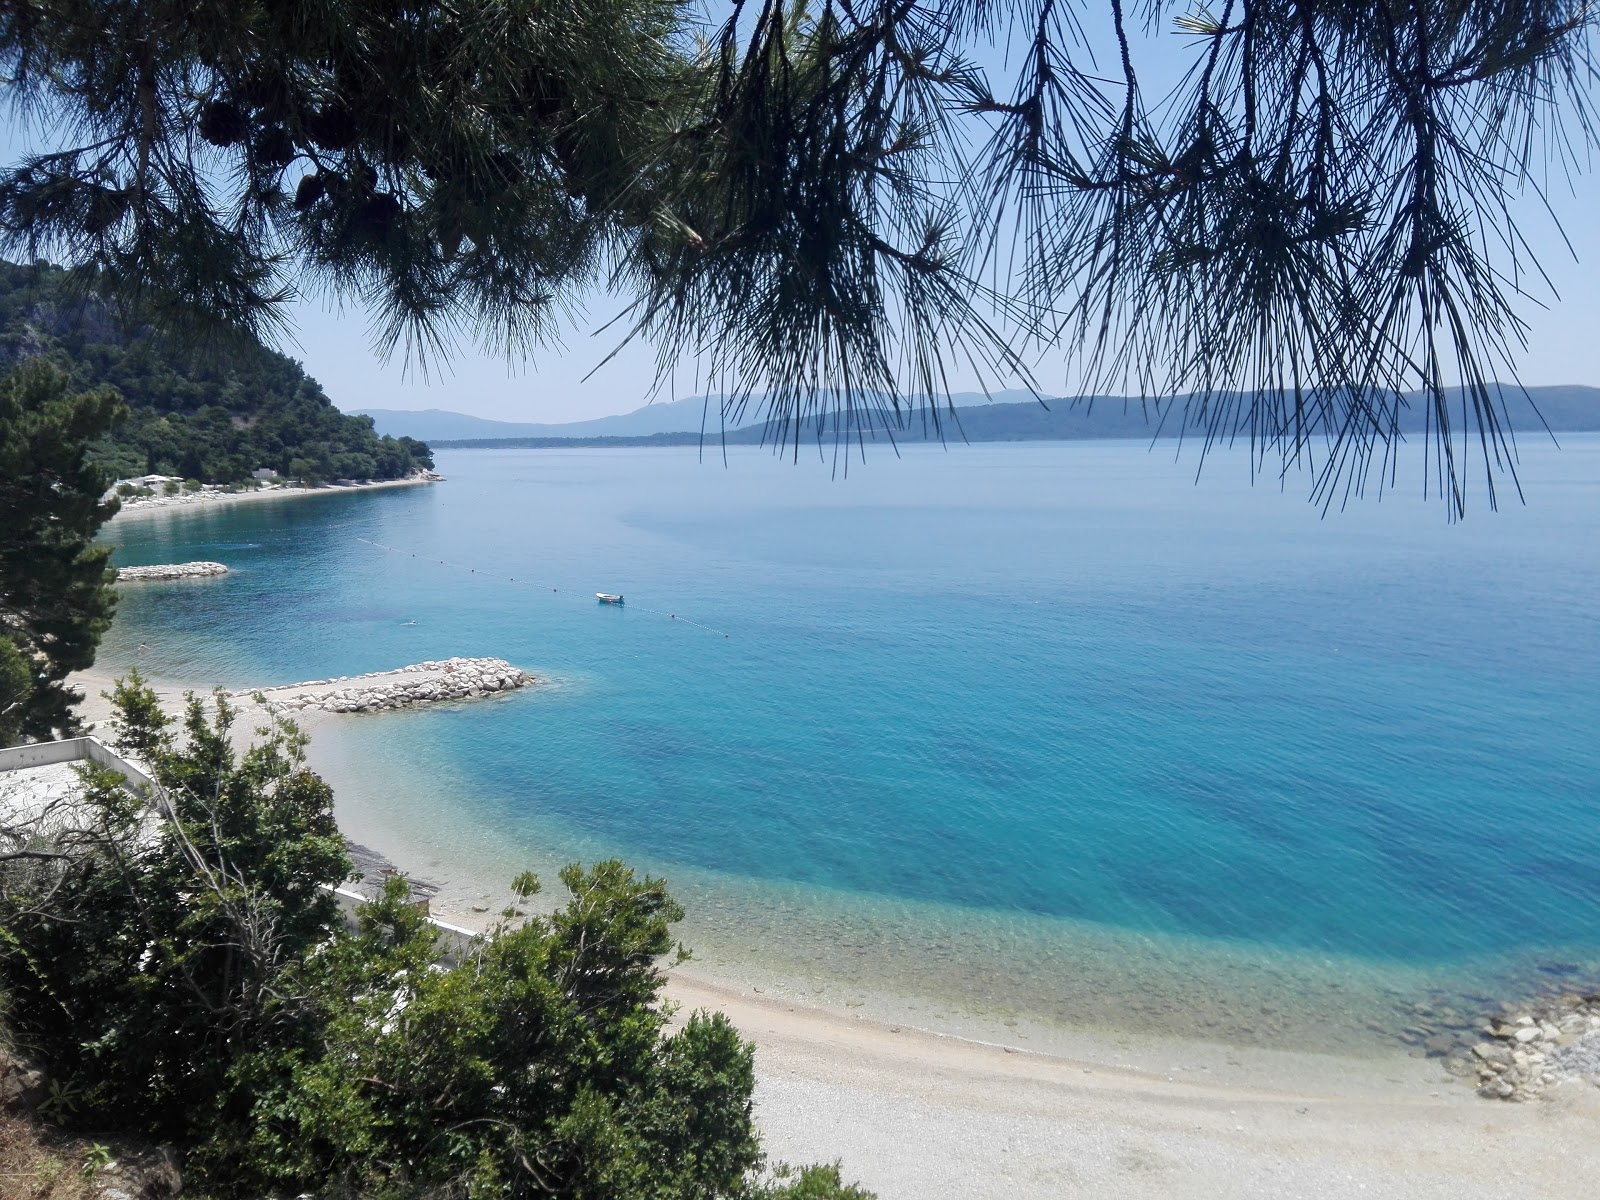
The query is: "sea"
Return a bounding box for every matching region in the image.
[99,437,1600,1056]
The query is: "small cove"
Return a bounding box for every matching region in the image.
[97,439,1600,1057]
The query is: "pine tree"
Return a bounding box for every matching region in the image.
[0,2,1594,512]
[0,359,122,744]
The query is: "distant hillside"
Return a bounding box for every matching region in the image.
[0,260,432,484]
[731,387,1600,443]
[355,389,1039,442]
[355,397,763,441]
[428,432,712,449]
[428,387,1600,448]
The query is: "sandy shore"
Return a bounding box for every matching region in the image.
[679,972,1600,1199]
[108,475,436,523]
[64,661,1600,1199]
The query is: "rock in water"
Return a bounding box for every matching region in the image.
[117,561,230,581]
[240,657,535,715]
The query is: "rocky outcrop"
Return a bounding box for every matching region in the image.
[116,561,230,581]
[0,1046,47,1114]
[244,657,533,714]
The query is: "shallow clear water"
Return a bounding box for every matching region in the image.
[99,439,1600,1050]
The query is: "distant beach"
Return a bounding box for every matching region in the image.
[107,474,437,523]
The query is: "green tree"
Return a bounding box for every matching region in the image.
[0,2,1594,511]
[287,454,327,486]
[0,360,121,744]
[0,638,33,747]
[220,868,765,1199]
[0,680,350,1134]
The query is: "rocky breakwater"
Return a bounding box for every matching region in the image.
[116,561,230,581]
[244,657,533,714]
[1445,992,1600,1102]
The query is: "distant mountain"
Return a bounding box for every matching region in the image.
[354,390,1037,442]
[423,386,1600,449]
[725,386,1600,444]
[354,396,761,441]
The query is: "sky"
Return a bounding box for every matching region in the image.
[4,12,1598,424]
[294,208,1600,424]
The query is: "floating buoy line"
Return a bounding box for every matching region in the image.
[352,536,733,638]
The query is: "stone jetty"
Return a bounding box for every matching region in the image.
[117,561,230,581]
[241,657,533,714]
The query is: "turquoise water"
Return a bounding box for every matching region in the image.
[99,440,1600,1048]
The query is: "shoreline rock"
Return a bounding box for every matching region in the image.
[1439,991,1600,1102]
[116,561,230,581]
[240,657,534,714]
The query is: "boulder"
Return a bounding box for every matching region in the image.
[1473,1042,1513,1067]
[98,1144,183,1200]
[0,1052,48,1113]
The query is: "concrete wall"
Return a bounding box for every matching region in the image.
[0,737,156,795]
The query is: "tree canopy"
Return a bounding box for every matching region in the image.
[0,1,1594,512]
[0,359,120,744]
[0,259,434,483]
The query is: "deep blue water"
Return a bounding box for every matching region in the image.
[99,439,1600,1043]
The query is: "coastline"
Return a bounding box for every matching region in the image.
[65,659,1600,1198]
[107,475,436,524]
[270,763,1600,1200]
[679,971,1600,1200]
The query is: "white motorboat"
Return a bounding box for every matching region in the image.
[596,592,624,604]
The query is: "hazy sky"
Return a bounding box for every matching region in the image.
[5,16,1597,424]
[299,205,1600,423]
[294,192,1600,426]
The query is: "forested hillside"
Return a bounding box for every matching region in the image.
[0,261,430,484]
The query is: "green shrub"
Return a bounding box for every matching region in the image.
[0,676,874,1200]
